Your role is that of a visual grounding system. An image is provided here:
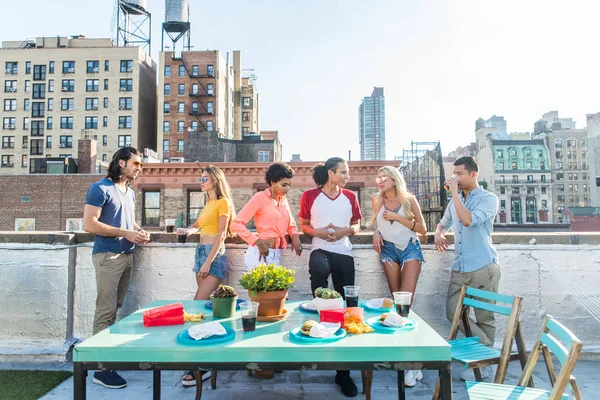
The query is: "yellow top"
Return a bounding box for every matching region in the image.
[195,198,232,235]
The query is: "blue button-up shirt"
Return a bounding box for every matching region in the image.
[439,187,499,272]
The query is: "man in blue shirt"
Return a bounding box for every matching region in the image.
[435,156,500,381]
[83,147,149,389]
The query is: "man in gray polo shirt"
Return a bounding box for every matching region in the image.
[434,156,500,381]
[83,147,149,389]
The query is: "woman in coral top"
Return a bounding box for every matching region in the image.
[231,162,303,271]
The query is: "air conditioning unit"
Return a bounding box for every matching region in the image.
[92,106,98,110]
[61,87,68,92]
[127,68,133,73]
[119,106,124,110]
[68,68,75,73]
[8,125,15,130]
[8,87,16,92]
[59,143,66,148]
[22,143,28,148]
[5,70,14,75]
[6,163,13,167]
[118,124,124,129]
[119,87,127,91]
[93,68,99,73]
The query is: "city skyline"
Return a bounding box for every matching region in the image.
[1,0,600,161]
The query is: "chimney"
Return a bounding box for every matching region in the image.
[77,133,97,173]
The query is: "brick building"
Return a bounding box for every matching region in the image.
[185,130,281,163]
[564,207,600,232]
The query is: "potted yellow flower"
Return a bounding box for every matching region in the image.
[239,263,295,316]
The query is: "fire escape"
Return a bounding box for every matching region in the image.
[175,56,215,133]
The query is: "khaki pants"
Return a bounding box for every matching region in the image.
[92,252,134,335]
[445,262,501,347]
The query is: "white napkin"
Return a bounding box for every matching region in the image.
[382,312,407,327]
[188,321,227,340]
[309,322,340,338]
[313,297,345,311]
[366,298,384,308]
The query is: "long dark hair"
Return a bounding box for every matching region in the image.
[312,157,345,187]
[107,147,142,183]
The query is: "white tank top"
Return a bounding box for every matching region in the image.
[376,205,417,251]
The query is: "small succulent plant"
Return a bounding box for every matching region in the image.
[314,287,342,299]
[210,284,238,298]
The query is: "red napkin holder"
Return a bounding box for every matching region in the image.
[319,308,346,328]
[143,302,185,327]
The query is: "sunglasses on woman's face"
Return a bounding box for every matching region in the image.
[375,176,390,183]
[200,177,209,183]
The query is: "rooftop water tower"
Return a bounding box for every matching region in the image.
[115,0,151,54]
[161,0,191,52]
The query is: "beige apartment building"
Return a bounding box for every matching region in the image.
[157,50,260,162]
[0,36,156,174]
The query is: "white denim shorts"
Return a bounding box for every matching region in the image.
[244,245,282,271]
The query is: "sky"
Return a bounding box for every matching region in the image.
[2,0,600,161]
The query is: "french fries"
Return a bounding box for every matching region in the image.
[184,311,206,323]
[343,314,374,334]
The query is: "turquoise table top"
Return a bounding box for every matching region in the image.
[74,300,451,363]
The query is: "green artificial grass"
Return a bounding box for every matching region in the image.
[0,370,72,400]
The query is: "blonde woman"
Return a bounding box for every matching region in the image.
[179,165,235,386]
[371,166,426,387]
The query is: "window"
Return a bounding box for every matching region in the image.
[187,190,205,226]
[178,84,185,95]
[555,138,562,148]
[15,218,35,232]
[86,79,99,92]
[541,175,546,183]
[61,79,75,92]
[500,200,506,209]
[191,121,198,131]
[104,98,109,108]
[104,60,109,71]
[1,155,14,168]
[32,102,45,118]
[47,117,53,130]
[526,198,537,223]
[556,173,563,181]
[179,65,185,76]
[557,184,564,192]
[191,102,198,113]
[31,120,44,136]
[163,121,170,133]
[512,187,519,195]
[242,97,250,107]
[258,151,270,162]
[191,83,198,95]
[207,65,214,76]
[5,62,18,74]
[4,80,17,92]
[60,117,73,129]
[119,79,133,91]
[206,121,213,131]
[61,98,74,111]
[583,173,588,180]
[178,102,185,113]
[164,65,170,77]
[120,60,133,73]
[207,102,213,114]
[102,154,107,162]
[178,140,184,151]
[557,195,565,203]
[164,102,170,113]
[583,184,588,192]
[524,148,531,156]
[243,112,250,122]
[85,98,99,110]
[510,148,517,157]
[541,186,547,194]
[66,218,83,231]
[85,116,98,129]
[23,118,29,130]
[104,79,109,90]
[178,121,184,132]
[86,60,100,73]
[118,116,132,129]
[24,98,30,111]
[25,62,31,74]
[569,195,574,203]
[47,98,54,111]
[573,173,578,180]
[558,206,565,214]
[119,97,132,110]
[21,154,28,168]
[568,173,573,180]
[24,80,30,92]
[242,127,250,134]
[584,195,588,203]
[49,61,55,74]
[59,135,73,148]
[163,139,169,151]
[33,65,46,81]
[4,99,16,111]
[526,161,532,169]
[164,84,170,96]
[2,117,16,129]
[142,191,161,226]
[499,162,504,170]
[207,83,214,95]
[62,61,75,73]
[118,135,131,147]
[30,139,43,155]
[538,150,543,157]
[556,161,562,169]
[555,150,562,159]
[2,136,15,149]
[527,187,535,194]
[192,65,199,76]
[46,136,52,148]
[527,175,533,182]
[103,135,107,146]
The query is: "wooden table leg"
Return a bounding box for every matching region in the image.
[194,370,203,400]
[361,370,366,394]
[397,370,406,400]
[364,371,373,400]
[153,370,161,400]
[73,363,86,400]
[211,370,217,390]
[439,362,452,400]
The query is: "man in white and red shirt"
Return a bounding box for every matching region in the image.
[299,157,361,398]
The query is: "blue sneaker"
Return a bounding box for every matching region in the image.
[93,370,127,389]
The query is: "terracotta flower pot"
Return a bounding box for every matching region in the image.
[210,295,238,319]
[248,289,287,316]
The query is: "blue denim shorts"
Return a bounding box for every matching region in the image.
[193,244,227,278]
[380,237,425,268]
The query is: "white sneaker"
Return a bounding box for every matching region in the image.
[460,366,492,381]
[404,370,417,387]
[413,369,423,381]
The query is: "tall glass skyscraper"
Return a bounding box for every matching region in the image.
[359,87,386,160]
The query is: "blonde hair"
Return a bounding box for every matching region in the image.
[372,166,415,225]
[202,165,237,237]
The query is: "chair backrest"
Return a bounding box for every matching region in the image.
[517,315,583,400]
[448,285,524,383]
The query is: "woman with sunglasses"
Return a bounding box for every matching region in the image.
[179,165,236,387]
[371,166,427,387]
